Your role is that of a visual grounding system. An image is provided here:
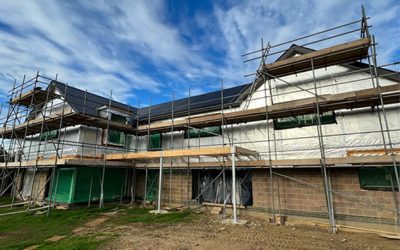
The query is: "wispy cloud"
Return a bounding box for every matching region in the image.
[0,0,398,106]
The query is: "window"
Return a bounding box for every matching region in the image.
[274,111,336,130]
[148,133,162,151]
[110,113,127,124]
[106,113,127,146]
[40,129,58,141]
[358,166,400,191]
[184,126,221,139]
[107,130,125,145]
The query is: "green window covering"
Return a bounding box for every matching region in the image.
[274,111,336,130]
[110,113,127,123]
[107,129,126,145]
[39,129,58,141]
[184,126,221,139]
[149,133,162,151]
[358,166,400,191]
[107,113,127,145]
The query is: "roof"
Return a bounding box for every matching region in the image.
[274,44,399,82]
[52,81,137,118]
[136,84,251,123]
[49,80,250,125]
[251,43,399,91]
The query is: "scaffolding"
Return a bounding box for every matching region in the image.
[0,7,399,233]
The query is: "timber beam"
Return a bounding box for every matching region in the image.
[105,146,258,161]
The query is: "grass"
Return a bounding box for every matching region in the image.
[39,234,110,250]
[0,206,113,249]
[111,207,195,225]
[0,204,196,250]
[0,197,13,205]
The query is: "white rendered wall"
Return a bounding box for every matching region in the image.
[128,65,399,165]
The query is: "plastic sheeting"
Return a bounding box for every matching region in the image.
[192,169,253,206]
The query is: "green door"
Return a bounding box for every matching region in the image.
[145,170,158,201]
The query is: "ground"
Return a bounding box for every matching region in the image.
[99,211,399,250]
[0,198,398,250]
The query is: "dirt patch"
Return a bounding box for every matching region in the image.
[23,245,40,250]
[45,235,67,242]
[73,216,110,234]
[101,211,119,217]
[85,217,109,227]
[99,215,399,250]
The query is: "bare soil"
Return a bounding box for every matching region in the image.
[98,214,400,250]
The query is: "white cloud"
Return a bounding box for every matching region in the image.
[0,0,398,107]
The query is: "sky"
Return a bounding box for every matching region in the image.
[0,0,398,107]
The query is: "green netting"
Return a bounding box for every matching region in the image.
[145,170,158,201]
[48,167,127,204]
[274,111,336,130]
[149,133,161,150]
[40,129,58,141]
[358,166,400,191]
[184,126,221,138]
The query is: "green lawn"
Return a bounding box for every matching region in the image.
[0,205,195,250]
[110,207,194,224]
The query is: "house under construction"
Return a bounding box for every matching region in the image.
[0,9,399,233]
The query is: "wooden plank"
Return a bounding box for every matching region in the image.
[64,159,133,167]
[0,111,136,138]
[203,202,245,209]
[105,146,234,160]
[105,146,257,161]
[347,148,400,156]
[0,158,66,168]
[0,110,76,138]
[313,221,400,237]
[0,158,133,168]
[10,89,58,106]
[263,38,371,77]
[235,147,258,156]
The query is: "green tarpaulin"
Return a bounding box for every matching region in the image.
[274,111,336,130]
[358,166,400,191]
[149,133,161,150]
[184,126,221,138]
[48,167,127,204]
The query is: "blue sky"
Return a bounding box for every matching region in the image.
[0,0,398,107]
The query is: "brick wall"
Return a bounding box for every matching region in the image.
[134,169,192,206]
[134,167,397,223]
[252,168,398,223]
[330,168,396,221]
[161,169,192,206]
